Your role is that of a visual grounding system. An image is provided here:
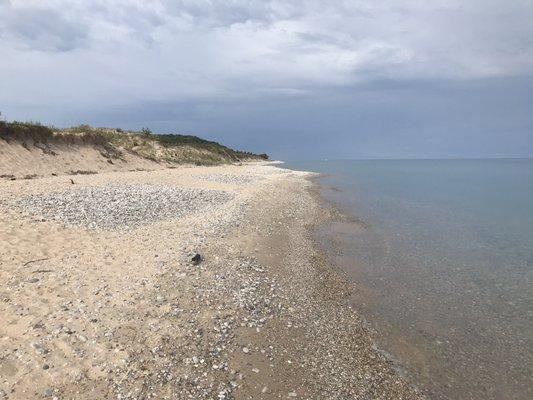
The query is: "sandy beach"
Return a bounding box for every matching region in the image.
[0,163,423,399]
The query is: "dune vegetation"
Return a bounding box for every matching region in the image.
[0,120,268,166]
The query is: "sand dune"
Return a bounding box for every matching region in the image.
[0,138,165,179]
[0,122,265,180]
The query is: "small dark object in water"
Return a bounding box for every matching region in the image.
[191,253,202,265]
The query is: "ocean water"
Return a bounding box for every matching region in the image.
[282,159,533,400]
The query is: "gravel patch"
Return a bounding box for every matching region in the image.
[15,184,233,230]
[194,173,264,185]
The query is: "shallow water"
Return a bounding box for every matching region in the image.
[282,159,533,400]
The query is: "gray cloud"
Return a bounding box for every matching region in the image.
[0,0,532,158]
[167,0,300,27]
[0,2,88,52]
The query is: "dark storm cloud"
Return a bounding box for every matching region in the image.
[1,1,532,158]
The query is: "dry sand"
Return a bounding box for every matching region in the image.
[0,138,166,180]
[0,163,424,399]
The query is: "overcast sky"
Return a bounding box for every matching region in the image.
[1,0,532,159]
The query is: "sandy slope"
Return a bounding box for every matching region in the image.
[0,163,424,399]
[0,139,166,179]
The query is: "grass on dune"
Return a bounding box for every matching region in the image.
[0,120,268,165]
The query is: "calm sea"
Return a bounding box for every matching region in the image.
[282,159,533,400]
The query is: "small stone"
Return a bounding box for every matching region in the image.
[251,368,259,373]
[33,343,46,355]
[29,277,40,283]
[242,347,250,354]
[288,391,297,397]
[191,253,202,265]
[42,364,50,370]
[43,388,53,397]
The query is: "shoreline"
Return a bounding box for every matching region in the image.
[0,163,423,399]
[305,174,426,393]
[297,159,533,400]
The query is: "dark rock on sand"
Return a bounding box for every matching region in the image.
[192,253,203,265]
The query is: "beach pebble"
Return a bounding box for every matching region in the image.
[33,343,46,355]
[16,184,233,230]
